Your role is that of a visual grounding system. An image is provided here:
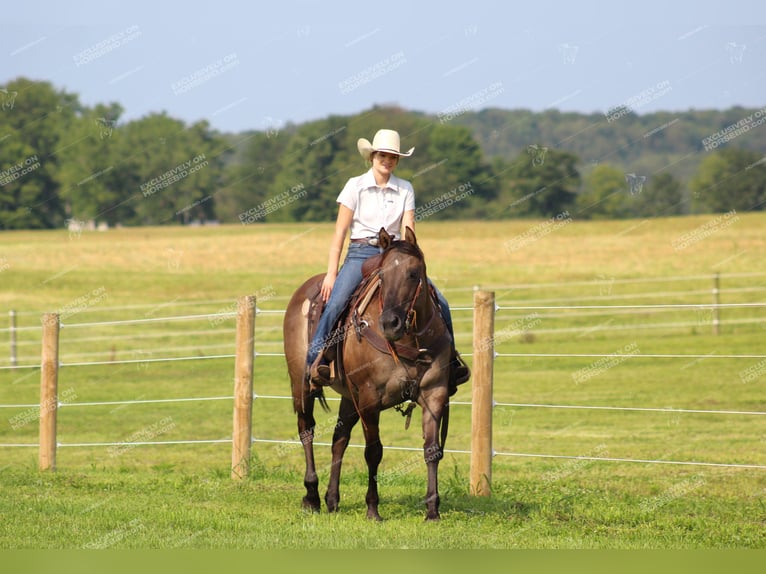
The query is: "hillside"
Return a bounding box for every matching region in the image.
[2,78,764,228]
[441,106,765,182]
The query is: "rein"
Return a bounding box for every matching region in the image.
[404,278,423,334]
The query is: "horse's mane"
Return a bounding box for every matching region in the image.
[386,239,424,260]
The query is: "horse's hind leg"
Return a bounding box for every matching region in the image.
[325,397,359,513]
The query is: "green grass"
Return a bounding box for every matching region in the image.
[0,463,763,549]
[1,215,765,548]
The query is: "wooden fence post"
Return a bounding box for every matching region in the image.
[470,290,495,496]
[39,313,60,471]
[231,295,256,480]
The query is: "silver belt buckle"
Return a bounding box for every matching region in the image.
[367,237,379,247]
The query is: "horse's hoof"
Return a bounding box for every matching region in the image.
[367,511,383,521]
[302,496,321,513]
[425,513,441,521]
[325,494,339,513]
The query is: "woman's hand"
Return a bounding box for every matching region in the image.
[320,271,336,302]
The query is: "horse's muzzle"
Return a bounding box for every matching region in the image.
[380,308,406,341]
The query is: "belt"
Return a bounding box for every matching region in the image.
[350,237,380,246]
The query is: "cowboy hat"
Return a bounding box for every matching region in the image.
[357,129,415,161]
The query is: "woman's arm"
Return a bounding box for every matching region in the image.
[402,209,415,236]
[321,204,354,302]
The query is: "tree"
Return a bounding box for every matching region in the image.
[690,148,766,213]
[577,164,630,219]
[8,78,766,227]
[214,128,293,223]
[0,136,44,229]
[500,147,580,218]
[0,78,79,229]
[409,124,496,220]
[57,103,125,225]
[272,116,352,223]
[113,114,226,225]
[631,172,683,217]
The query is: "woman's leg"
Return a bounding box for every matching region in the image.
[429,281,470,392]
[429,282,454,340]
[307,244,380,365]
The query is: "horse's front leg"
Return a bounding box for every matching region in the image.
[325,397,359,513]
[421,387,448,521]
[361,410,383,521]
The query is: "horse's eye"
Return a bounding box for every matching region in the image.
[409,270,419,281]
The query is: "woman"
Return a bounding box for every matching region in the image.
[307,129,469,393]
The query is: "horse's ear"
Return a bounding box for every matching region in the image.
[378,227,393,250]
[404,226,417,246]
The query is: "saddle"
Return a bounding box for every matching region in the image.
[305,254,384,351]
[306,257,451,384]
[306,254,466,402]
[305,265,387,374]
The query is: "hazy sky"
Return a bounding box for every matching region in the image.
[3,0,765,133]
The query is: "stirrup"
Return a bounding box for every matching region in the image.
[309,355,335,387]
[448,352,470,396]
[454,353,470,386]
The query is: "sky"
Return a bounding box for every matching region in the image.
[2,0,765,133]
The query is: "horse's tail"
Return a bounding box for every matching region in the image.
[440,402,450,452]
[315,387,331,413]
[303,365,331,414]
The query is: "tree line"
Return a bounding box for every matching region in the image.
[1,77,765,230]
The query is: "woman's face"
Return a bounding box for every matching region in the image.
[372,151,399,178]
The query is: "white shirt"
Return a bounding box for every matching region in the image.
[336,169,415,240]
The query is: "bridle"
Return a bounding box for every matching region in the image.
[376,252,445,428]
[377,251,442,363]
[377,249,427,335]
[403,277,423,334]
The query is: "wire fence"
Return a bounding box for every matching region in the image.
[4,271,765,365]
[1,270,765,474]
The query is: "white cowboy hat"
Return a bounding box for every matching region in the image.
[357,129,415,161]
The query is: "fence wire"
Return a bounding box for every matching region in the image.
[2,281,764,473]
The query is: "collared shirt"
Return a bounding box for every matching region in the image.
[336,169,415,240]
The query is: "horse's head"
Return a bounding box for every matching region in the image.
[377,226,427,342]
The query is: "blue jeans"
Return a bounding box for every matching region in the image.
[306,242,455,364]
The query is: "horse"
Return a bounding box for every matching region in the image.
[283,227,452,521]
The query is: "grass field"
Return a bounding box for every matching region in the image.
[1,215,765,549]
